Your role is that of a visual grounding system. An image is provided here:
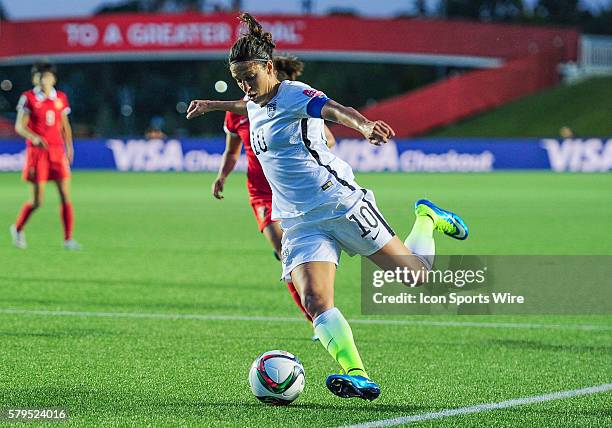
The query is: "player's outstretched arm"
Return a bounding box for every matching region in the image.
[321,100,395,145]
[186,99,247,119]
[213,133,243,200]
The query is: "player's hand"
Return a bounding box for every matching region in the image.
[31,135,48,149]
[212,176,225,200]
[362,120,395,146]
[186,100,213,120]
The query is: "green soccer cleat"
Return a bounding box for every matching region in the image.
[415,199,469,240]
[326,374,381,401]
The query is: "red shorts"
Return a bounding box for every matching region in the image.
[22,147,70,183]
[250,199,274,232]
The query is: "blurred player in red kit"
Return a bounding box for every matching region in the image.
[214,55,334,327]
[10,62,81,250]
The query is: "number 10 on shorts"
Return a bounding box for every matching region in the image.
[349,204,380,238]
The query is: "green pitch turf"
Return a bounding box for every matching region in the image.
[0,172,610,427]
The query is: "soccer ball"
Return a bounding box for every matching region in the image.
[249,350,305,405]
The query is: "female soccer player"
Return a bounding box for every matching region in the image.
[187,13,468,401]
[10,62,80,250]
[216,54,334,325]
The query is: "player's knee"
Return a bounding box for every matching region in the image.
[31,199,43,209]
[301,291,330,319]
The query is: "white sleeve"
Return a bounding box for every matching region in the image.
[282,81,329,119]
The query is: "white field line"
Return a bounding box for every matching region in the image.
[0,308,610,331]
[340,383,612,428]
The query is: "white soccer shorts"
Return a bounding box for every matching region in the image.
[280,189,395,279]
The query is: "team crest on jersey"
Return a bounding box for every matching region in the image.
[55,100,64,110]
[303,89,323,98]
[266,102,277,118]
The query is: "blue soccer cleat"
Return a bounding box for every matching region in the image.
[326,374,381,401]
[415,199,469,240]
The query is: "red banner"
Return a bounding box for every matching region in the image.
[331,52,563,137]
[0,13,578,64]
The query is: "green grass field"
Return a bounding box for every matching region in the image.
[430,76,612,137]
[0,172,611,427]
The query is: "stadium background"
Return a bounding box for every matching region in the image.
[0,1,611,427]
[1,1,611,172]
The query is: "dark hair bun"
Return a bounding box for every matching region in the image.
[239,13,275,50]
[239,13,275,51]
[229,13,276,64]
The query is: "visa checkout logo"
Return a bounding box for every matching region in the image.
[3,138,608,173]
[333,139,494,172]
[541,139,612,172]
[106,139,246,172]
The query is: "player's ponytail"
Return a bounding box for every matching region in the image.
[229,13,275,65]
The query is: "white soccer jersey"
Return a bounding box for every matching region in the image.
[246,80,359,220]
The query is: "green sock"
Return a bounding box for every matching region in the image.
[313,307,368,378]
[404,215,435,269]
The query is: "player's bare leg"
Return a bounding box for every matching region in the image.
[368,236,429,286]
[263,221,314,323]
[11,182,45,249]
[55,179,81,250]
[291,261,380,400]
[290,261,335,319]
[56,179,70,204]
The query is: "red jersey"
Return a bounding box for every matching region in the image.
[17,87,71,149]
[224,111,272,201]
